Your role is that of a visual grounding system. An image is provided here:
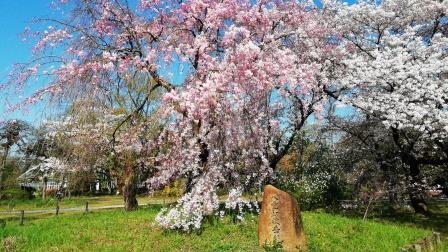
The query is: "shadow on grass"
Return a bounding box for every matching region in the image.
[378,204,448,235]
[338,201,448,235]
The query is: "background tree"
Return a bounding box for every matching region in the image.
[4,0,169,210]
[0,120,32,198]
[325,0,448,214]
[273,127,348,210]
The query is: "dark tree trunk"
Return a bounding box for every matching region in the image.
[123,165,138,211]
[391,128,429,214]
[407,162,428,215]
[184,137,208,193]
[107,180,112,194]
[388,190,398,205]
[383,164,398,204]
[442,187,448,198]
[106,171,113,194]
[42,177,48,200]
[0,147,10,197]
[409,192,428,214]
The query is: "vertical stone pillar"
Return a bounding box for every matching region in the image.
[258,185,307,251]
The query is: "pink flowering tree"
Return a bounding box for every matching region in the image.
[324,0,448,213]
[4,0,337,228]
[149,1,338,230]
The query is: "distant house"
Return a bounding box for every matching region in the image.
[17,166,63,191]
[16,157,67,198]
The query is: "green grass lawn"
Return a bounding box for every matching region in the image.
[0,205,434,252]
[0,195,177,212]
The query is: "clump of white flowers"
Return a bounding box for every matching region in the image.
[155,178,220,231]
[156,185,259,230]
[224,187,259,222]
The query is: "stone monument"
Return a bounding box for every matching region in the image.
[258,185,307,251]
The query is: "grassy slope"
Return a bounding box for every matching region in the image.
[0,206,431,252]
[370,202,448,252]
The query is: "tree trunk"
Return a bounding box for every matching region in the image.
[388,190,398,205]
[0,147,10,198]
[123,166,138,211]
[106,172,112,194]
[392,128,429,214]
[409,192,428,214]
[384,165,398,205]
[42,177,48,200]
[407,162,428,214]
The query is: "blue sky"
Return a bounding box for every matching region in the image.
[0,0,356,125]
[0,1,62,124]
[0,2,50,75]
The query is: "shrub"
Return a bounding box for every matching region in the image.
[0,188,30,201]
[161,179,185,198]
[0,160,32,200]
[274,169,347,211]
